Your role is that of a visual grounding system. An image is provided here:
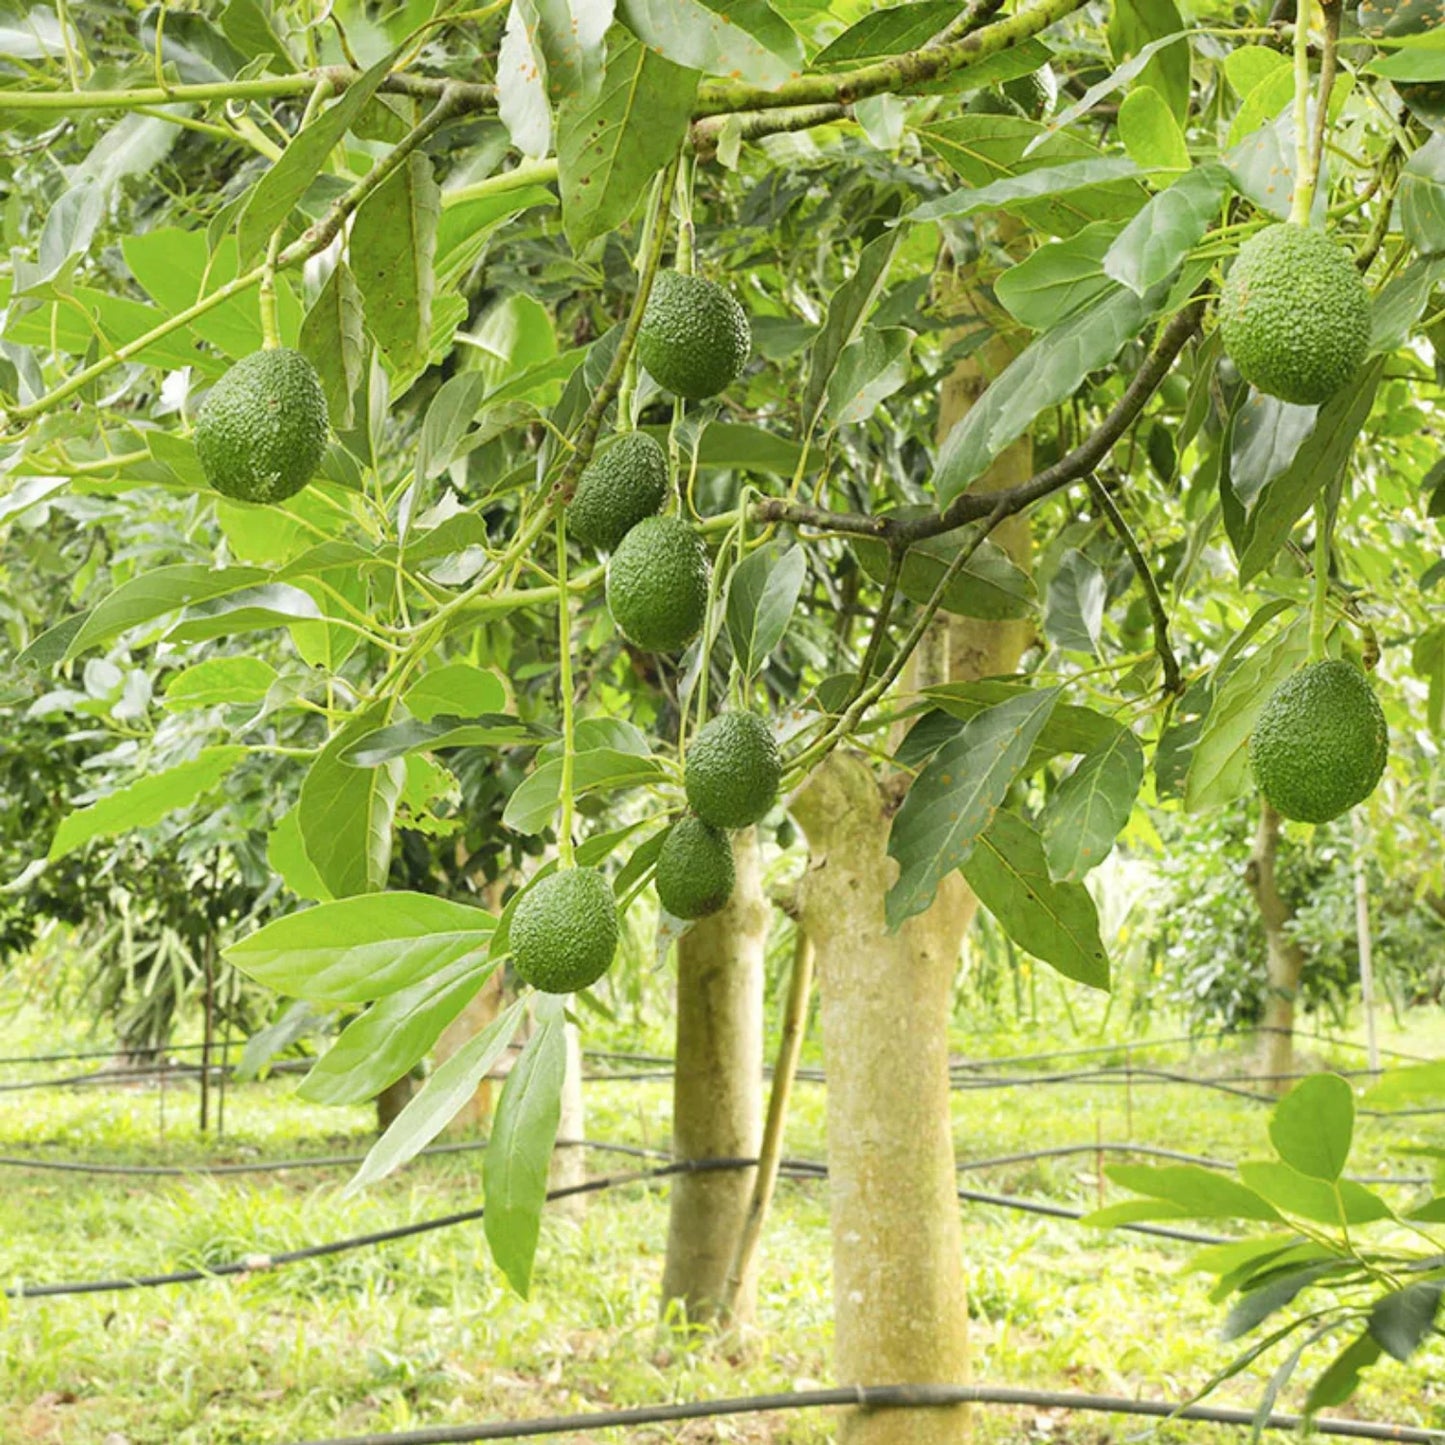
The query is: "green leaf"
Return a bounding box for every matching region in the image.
[557,25,698,250]
[403,664,509,722]
[920,681,1121,760]
[616,0,801,87]
[1104,162,1229,296]
[300,956,499,1105]
[503,748,664,834]
[49,746,245,860]
[1370,34,1445,83]
[995,221,1121,330]
[1224,1261,1344,1340]
[1183,620,1311,812]
[511,0,613,105]
[415,372,489,485]
[814,0,960,63]
[1228,393,1318,508]
[854,520,1036,621]
[1304,1331,1382,1412]
[349,997,526,1191]
[1366,1058,1445,1105]
[298,708,405,897]
[299,259,365,430]
[910,159,1141,224]
[1400,133,1445,256]
[160,656,278,710]
[351,152,440,378]
[1371,255,1445,352]
[237,48,397,263]
[1108,0,1189,123]
[267,805,331,902]
[726,542,807,681]
[1369,1282,1443,1362]
[1081,1199,1202,1227]
[62,564,269,661]
[886,688,1061,929]
[466,293,558,394]
[1237,358,1384,582]
[1042,725,1145,881]
[933,282,1163,508]
[484,996,569,1296]
[498,2,553,156]
[344,714,537,766]
[1107,1163,1282,1220]
[165,583,323,642]
[802,229,901,432]
[1043,550,1104,655]
[961,813,1110,989]
[1238,1161,1391,1225]
[225,891,497,1002]
[1117,86,1189,170]
[824,325,913,426]
[0,475,67,525]
[220,0,292,67]
[1270,1073,1354,1181]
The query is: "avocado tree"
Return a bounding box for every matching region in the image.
[5,0,1445,1431]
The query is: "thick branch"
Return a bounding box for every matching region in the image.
[694,0,1088,115]
[691,104,849,161]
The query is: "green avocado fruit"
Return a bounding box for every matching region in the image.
[1249,659,1388,823]
[569,432,670,552]
[655,816,735,920]
[509,867,619,994]
[637,271,750,400]
[606,515,710,652]
[684,711,782,830]
[1218,225,1370,406]
[194,347,329,504]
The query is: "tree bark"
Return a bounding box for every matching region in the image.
[660,826,768,1327]
[375,1073,415,1131]
[793,756,973,1445]
[1246,801,1306,1089]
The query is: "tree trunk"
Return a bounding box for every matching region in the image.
[375,1074,415,1131]
[1247,801,1306,1089]
[791,264,1035,1445]
[793,756,973,1445]
[660,826,768,1327]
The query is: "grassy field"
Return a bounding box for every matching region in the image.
[1,984,1442,1445]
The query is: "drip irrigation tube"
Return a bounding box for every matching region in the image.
[283,1382,1445,1445]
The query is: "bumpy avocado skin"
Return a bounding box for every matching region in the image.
[569,432,670,551]
[684,712,782,830]
[194,348,329,504]
[1218,225,1370,406]
[509,867,620,994]
[656,816,736,920]
[606,515,710,652]
[1249,659,1388,823]
[637,272,750,400]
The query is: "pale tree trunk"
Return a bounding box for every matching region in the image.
[661,826,768,1326]
[792,283,1035,1445]
[375,1074,415,1131]
[1247,802,1306,1089]
[794,757,973,1445]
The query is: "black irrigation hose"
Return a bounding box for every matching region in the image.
[0,1058,311,1094]
[284,1383,1445,1445]
[5,1151,1234,1299]
[0,1040,224,1068]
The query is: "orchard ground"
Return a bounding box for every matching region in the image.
[1,965,1441,1445]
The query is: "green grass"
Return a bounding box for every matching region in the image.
[1,992,1442,1444]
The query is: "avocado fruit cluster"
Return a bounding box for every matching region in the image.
[607,515,710,652]
[509,866,620,994]
[1249,659,1388,823]
[637,271,751,400]
[1218,225,1371,406]
[195,347,329,504]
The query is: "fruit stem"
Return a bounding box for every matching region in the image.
[1289,0,1316,226]
[1309,495,1332,662]
[556,512,577,869]
[258,229,284,349]
[675,153,695,277]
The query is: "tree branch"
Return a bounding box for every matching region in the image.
[1086,476,1182,697]
[691,104,850,162]
[694,0,1088,115]
[755,300,1206,547]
